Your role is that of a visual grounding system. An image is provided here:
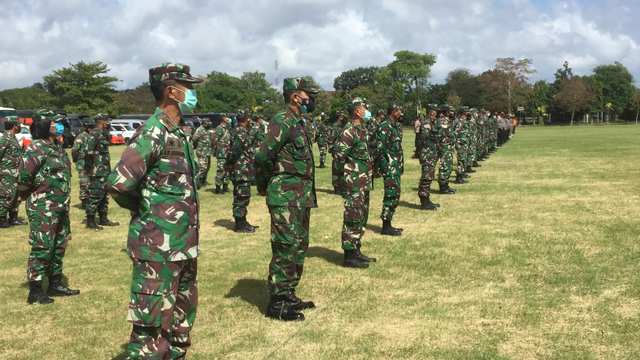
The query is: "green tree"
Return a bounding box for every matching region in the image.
[530,80,551,125]
[0,84,56,110]
[43,61,119,114]
[195,71,245,113]
[592,62,635,119]
[424,83,450,105]
[478,58,536,113]
[582,75,604,122]
[445,68,482,107]
[333,67,379,91]
[387,50,437,111]
[112,82,156,116]
[630,88,640,124]
[554,78,597,125]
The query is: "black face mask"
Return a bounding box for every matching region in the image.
[306,96,316,112]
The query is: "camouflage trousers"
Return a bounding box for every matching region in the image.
[437,144,454,185]
[127,258,198,360]
[381,167,401,221]
[466,137,476,165]
[331,154,340,188]
[86,177,109,217]
[27,210,70,282]
[455,141,468,176]
[418,152,438,198]
[77,169,90,201]
[318,143,327,165]
[0,174,20,217]
[215,157,230,186]
[196,154,211,185]
[232,181,251,218]
[267,206,310,295]
[342,191,370,251]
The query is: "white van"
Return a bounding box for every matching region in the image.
[113,119,145,130]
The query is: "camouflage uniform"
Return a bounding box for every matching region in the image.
[377,104,404,222]
[107,63,201,360]
[192,118,213,185]
[255,85,317,296]
[467,112,478,166]
[84,121,112,219]
[213,120,231,188]
[71,120,93,204]
[0,124,23,221]
[315,118,329,167]
[226,116,254,219]
[436,112,455,188]
[329,116,345,190]
[418,111,439,200]
[335,118,372,251]
[453,114,468,178]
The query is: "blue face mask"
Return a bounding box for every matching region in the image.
[53,122,64,137]
[301,105,308,115]
[363,110,372,122]
[171,86,198,114]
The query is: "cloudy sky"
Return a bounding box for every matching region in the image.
[1,0,638,91]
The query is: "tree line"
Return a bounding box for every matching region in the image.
[1,54,639,124]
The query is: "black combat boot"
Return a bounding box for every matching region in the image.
[380,220,402,236]
[333,187,340,195]
[86,215,103,230]
[9,212,27,226]
[215,185,222,194]
[47,273,80,297]
[318,161,326,169]
[439,184,456,194]
[80,199,88,210]
[355,244,377,262]
[234,217,255,233]
[222,184,231,193]
[472,161,481,167]
[343,249,369,268]
[465,166,476,173]
[420,196,438,210]
[266,294,305,321]
[284,289,316,310]
[99,213,119,226]
[453,176,467,184]
[245,217,259,231]
[463,173,471,179]
[27,281,54,305]
[0,214,13,228]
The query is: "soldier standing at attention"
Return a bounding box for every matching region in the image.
[255,77,318,321]
[0,116,27,228]
[226,109,259,233]
[453,108,469,185]
[107,63,202,359]
[19,110,79,304]
[335,98,375,268]
[83,114,119,230]
[436,106,456,194]
[192,117,213,186]
[315,114,329,168]
[377,101,405,236]
[71,118,94,210]
[417,105,440,211]
[330,111,346,194]
[213,114,232,194]
[412,115,421,159]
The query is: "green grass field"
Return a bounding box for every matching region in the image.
[1,125,639,360]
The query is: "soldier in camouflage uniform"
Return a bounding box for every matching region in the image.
[71,118,94,210]
[436,106,457,194]
[417,104,440,210]
[329,112,347,194]
[84,113,119,230]
[377,101,405,236]
[335,98,376,268]
[453,107,470,184]
[0,116,26,228]
[225,109,259,233]
[256,77,318,322]
[192,117,214,186]
[107,63,202,360]
[469,109,482,168]
[315,114,329,168]
[371,110,385,178]
[19,110,80,305]
[213,114,232,194]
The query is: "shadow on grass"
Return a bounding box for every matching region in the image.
[367,224,383,234]
[315,188,338,195]
[213,219,234,231]
[111,343,128,360]
[307,246,343,266]
[399,200,422,210]
[224,278,267,314]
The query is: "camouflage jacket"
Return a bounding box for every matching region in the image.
[436,116,455,146]
[71,130,90,171]
[335,121,373,194]
[315,122,329,145]
[107,107,200,262]
[255,104,317,208]
[225,125,254,183]
[192,126,213,157]
[419,116,439,153]
[329,121,344,154]
[477,117,485,139]
[213,123,230,158]
[453,117,468,143]
[0,132,23,178]
[248,121,261,153]
[18,139,71,213]
[377,119,404,172]
[84,127,111,178]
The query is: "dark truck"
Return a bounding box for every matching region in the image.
[61,113,91,147]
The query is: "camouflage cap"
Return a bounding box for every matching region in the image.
[282,77,319,94]
[149,62,203,84]
[82,118,96,126]
[469,108,478,113]
[33,109,64,122]
[2,115,19,122]
[377,109,385,115]
[460,106,470,113]
[425,103,438,111]
[336,111,345,117]
[389,101,405,111]
[202,117,211,126]
[440,104,450,111]
[347,97,369,110]
[449,107,456,113]
[236,109,251,118]
[94,113,111,123]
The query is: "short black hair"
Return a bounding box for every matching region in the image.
[348,107,358,118]
[237,115,250,123]
[283,90,295,103]
[387,104,395,116]
[150,80,178,103]
[3,120,19,131]
[31,119,52,140]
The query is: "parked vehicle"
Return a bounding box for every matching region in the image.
[114,119,145,129]
[0,107,18,132]
[108,126,125,145]
[15,125,32,147]
[111,124,136,144]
